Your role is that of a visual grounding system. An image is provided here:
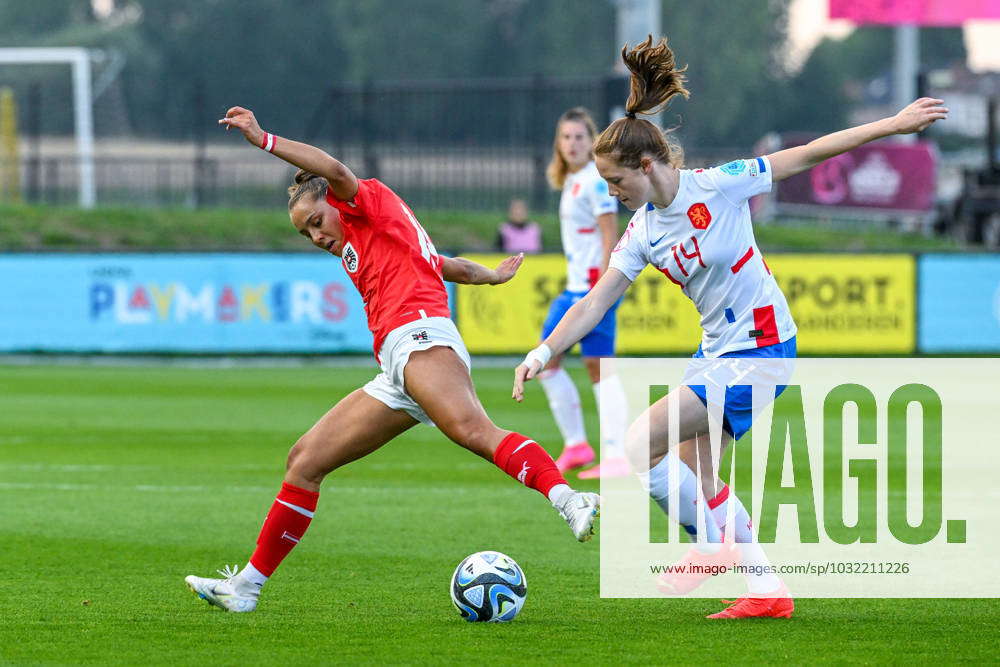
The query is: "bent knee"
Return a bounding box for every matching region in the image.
[624,420,654,470]
[443,416,502,454]
[286,436,331,485]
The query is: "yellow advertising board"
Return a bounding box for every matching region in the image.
[768,254,915,353]
[455,253,915,354]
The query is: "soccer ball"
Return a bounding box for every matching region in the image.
[449,551,527,622]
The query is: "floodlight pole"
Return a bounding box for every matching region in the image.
[894,25,919,144]
[613,0,661,65]
[611,0,661,125]
[0,48,96,208]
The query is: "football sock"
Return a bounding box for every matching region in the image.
[547,483,572,506]
[592,374,627,459]
[538,367,588,447]
[239,562,268,588]
[493,432,567,498]
[637,451,722,551]
[248,481,319,579]
[708,484,781,594]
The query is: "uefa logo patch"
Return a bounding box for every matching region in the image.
[342,241,359,273]
[719,159,747,176]
[687,203,712,230]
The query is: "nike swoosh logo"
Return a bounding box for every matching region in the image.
[650,234,668,247]
[512,439,536,454]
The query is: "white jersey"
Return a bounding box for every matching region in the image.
[609,156,796,357]
[559,161,619,292]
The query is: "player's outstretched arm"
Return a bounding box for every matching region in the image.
[441,253,524,285]
[218,106,359,200]
[512,268,631,402]
[766,97,948,183]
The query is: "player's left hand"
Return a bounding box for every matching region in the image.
[892,98,948,134]
[492,253,524,285]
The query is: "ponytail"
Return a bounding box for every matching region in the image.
[594,35,689,169]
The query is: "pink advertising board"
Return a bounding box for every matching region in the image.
[829,0,1000,25]
[774,137,937,213]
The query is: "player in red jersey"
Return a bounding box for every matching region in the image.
[184,106,600,613]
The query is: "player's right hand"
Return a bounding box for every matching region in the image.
[218,106,264,147]
[512,360,541,403]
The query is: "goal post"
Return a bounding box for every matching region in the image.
[0,47,96,208]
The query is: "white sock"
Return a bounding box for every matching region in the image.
[547,483,572,506]
[637,452,721,552]
[538,367,587,447]
[708,485,781,594]
[593,374,627,459]
[237,562,268,589]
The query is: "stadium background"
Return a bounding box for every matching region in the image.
[2,0,999,664]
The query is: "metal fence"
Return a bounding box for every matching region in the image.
[10,74,647,212]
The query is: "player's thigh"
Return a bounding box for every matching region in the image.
[403,346,506,459]
[624,385,711,470]
[287,388,418,483]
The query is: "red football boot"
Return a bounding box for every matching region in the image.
[706,583,794,619]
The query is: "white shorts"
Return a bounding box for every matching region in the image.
[362,316,472,426]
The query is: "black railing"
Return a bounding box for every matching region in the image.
[8,75,747,211]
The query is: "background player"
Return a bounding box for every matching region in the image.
[540,107,629,480]
[184,106,600,613]
[514,36,947,618]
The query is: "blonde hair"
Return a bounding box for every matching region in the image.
[593,35,689,169]
[287,169,327,210]
[546,107,599,190]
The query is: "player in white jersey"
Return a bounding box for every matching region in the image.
[538,108,630,479]
[513,35,948,619]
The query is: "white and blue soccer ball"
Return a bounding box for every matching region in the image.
[449,550,527,622]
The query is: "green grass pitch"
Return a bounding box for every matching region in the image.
[1,363,995,664]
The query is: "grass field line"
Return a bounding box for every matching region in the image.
[0,355,532,368]
[0,461,486,473]
[0,462,279,472]
[0,480,528,496]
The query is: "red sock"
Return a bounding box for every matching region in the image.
[493,432,566,498]
[249,482,319,577]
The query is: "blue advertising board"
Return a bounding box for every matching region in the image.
[0,254,453,353]
[919,254,1000,352]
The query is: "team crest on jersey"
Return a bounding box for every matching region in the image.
[719,160,746,176]
[571,182,581,196]
[342,242,359,273]
[687,203,712,230]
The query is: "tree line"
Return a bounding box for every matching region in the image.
[0,0,965,150]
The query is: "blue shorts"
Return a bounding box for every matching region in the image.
[541,290,620,357]
[687,337,797,441]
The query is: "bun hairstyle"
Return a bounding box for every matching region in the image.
[546,107,599,190]
[593,35,689,169]
[287,169,327,210]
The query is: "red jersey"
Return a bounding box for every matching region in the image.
[325,179,451,361]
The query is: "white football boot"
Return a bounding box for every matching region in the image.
[185,564,260,613]
[556,491,601,542]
